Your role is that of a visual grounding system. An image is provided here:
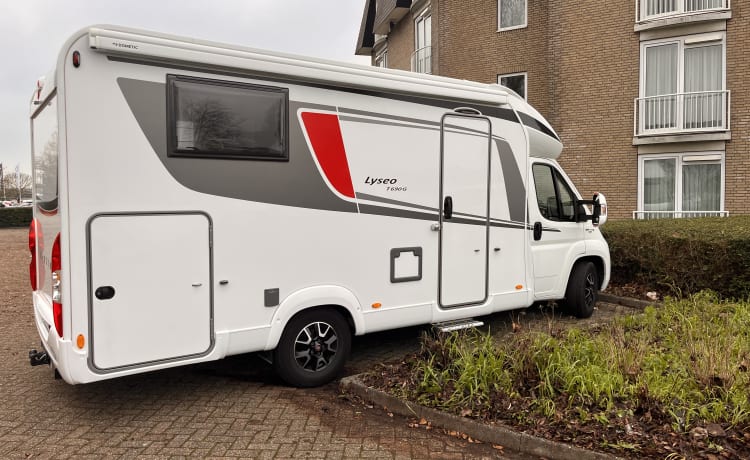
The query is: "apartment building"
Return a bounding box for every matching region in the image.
[355,0,745,219]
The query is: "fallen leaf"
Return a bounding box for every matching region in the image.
[418,417,428,425]
[492,444,504,450]
[460,408,472,417]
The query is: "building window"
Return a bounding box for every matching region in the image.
[637,33,727,135]
[638,152,724,218]
[412,12,432,73]
[167,75,288,161]
[498,72,527,100]
[375,49,388,68]
[639,0,728,22]
[498,0,527,31]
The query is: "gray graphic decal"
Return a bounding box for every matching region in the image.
[117,78,356,213]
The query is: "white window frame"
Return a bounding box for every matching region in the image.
[638,32,726,134]
[498,72,528,100]
[413,9,432,74]
[637,152,725,216]
[375,49,388,68]
[639,32,726,99]
[498,0,528,32]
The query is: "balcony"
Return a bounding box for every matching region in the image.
[633,210,728,219]
[637,0,730,21]
[410,46,432,74]
[634,90,730,137]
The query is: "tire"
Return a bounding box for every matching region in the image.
[563,261,599,319]
[273,308,351,387]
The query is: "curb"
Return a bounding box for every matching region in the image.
[340,375,625,460]
[599,292,656,310]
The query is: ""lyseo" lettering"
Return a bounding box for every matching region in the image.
[364,176,398,185]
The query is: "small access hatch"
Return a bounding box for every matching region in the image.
[88,213,213,371]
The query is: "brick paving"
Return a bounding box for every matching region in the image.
[0,227,637,458]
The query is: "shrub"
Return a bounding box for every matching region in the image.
[602,216,750,299]
[0,207,32,228]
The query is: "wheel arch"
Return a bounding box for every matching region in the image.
[569,256,607,291]
[264,285,364,351]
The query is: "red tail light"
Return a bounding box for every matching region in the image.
[28,219,41,291]
[51,233,63,338]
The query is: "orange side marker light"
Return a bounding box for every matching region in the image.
[76,334,85,349]
[515,285,523,290]
[372,303,382,309]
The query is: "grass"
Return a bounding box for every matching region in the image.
[377,291,750,456]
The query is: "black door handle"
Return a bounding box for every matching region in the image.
[443,196,453,220]
[533,222,543,241]
[95,286,116,300]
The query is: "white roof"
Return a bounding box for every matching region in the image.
[86,25,509,107]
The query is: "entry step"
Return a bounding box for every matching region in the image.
[432,318,484,332]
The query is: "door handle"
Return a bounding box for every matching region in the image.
[443,196,453,220]
[95,286,116,300]
[533,222,543,241]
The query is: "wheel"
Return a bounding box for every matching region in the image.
[273,308,351,387]
[563,261,599,319]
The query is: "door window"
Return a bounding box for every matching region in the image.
[532,163,576,222]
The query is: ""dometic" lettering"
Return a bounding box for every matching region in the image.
[112,42,139,50]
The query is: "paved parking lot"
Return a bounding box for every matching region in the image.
[1,227,634,459]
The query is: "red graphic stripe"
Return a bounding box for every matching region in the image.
[301,112,355,199]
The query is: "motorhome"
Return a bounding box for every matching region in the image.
[29,26,610,387]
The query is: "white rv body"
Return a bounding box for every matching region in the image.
[29,26,609,386]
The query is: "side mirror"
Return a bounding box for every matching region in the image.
[594,193,608,226]
[574,193,608,226]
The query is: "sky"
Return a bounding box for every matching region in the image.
[0,0,369,175]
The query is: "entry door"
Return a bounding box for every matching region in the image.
[89,213,212,370]
[439,113,492,307]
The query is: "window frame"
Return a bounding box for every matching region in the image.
[497,72,528,100]
[167,74,290,161]
[375,48,388,68]
[637,152,725,215]
[639,32,726,99]
[498,0,528,32]
[532,162,579,223]
[413,9,432,74]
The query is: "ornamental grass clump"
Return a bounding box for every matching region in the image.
[381,291,750,450]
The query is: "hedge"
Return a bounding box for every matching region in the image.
[601,216,750,299]
[0,207,33,228]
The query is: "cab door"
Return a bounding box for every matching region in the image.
[529,162,585,297]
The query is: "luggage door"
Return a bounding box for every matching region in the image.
[439,112,492,307]
[88,213,213,371]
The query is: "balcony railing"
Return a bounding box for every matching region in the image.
[633,210,729,219]
[634,90,730,136]
[410,46,432,74]
[637,0,730,22]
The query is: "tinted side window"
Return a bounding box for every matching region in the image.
[168,75,288,160]
[532,164,577,222]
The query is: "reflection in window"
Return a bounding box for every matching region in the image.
[532,163,577,222]
[168,75,288,160]
[499,0,527,30]
[32,95,58,209]
[499,73,527,100]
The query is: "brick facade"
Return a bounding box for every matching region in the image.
[359,1,747,219]
[725,0,750,215]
